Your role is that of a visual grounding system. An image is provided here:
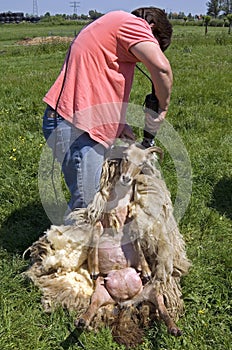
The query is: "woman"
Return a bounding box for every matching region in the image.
[42,7,173,213]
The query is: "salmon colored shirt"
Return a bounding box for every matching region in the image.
[43,11,158,147]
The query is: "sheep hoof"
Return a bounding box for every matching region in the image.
[90,272,99,280]
[141,274,151,285]
[74,318,87,329]
[169,327,182,337]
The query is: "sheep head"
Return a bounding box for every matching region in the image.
[119,143,163,187]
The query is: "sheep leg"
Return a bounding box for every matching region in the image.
[133,238,151,283]
[88,221,103,280]
[120,284,182,336]
[154,293,182,336]
[74,276,115,329]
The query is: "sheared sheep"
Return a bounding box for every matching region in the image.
[23,143,191,349]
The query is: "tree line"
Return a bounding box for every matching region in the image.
[206,0,232,17]
[1,4,232,29]
[205,0,232,34]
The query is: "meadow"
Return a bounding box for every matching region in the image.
[0,21,231,350]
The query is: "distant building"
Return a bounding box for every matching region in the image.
[0,12,40,23]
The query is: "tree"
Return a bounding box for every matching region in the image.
[88,10,103,20]
[227,13,232,33]
[187,13,193,19]
[80,14,89,20]
[206,0,221,17]
[220,0,232,14]
[177,11,185,19]
[203,15,211,34]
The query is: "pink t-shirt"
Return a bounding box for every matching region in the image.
[43,11,158,147]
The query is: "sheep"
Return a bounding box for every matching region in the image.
[86,144,163,282]
[23,143,191,348]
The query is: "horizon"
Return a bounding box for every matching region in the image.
[0,0,208,17]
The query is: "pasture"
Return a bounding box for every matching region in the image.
[0,22,231,349]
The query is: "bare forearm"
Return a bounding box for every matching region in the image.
[150,61,173,113]
[130,41,173,116]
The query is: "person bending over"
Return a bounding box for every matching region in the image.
[42,7,173,214]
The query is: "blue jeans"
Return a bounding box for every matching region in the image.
[42,106,106,211]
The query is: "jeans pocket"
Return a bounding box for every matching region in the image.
[42,107,71,163]
[42,107,64,140]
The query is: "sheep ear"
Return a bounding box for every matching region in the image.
[121,139,134,148]
[146,146,164,162]
[122,141,137,155]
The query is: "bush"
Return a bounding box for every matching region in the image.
[170,18,230,27]
[209,19,226,27]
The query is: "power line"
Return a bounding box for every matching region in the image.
[70,1,80,15]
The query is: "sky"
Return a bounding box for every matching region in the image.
[0,0,208,16]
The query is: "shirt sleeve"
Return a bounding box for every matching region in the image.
[117,16,159,54]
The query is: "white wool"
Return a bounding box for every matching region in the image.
[43,269,93,296]
[47,224,92,248]
[41,224,92,272]
[42,244,89,272]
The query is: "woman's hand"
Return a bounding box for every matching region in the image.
[144,108,166,134]
[119,123,136,141]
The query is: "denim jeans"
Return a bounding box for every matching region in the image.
[42,106,106,211]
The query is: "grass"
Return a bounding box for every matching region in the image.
[0,23,231,349]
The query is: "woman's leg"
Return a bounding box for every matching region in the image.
[63,129,106,210]
[42,106,106,211]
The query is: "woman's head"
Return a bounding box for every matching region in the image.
[131,7,172,52]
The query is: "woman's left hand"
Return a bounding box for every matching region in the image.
[119,123,136,141]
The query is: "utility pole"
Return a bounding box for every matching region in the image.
[33,0,38,16]
[70,1,80,15]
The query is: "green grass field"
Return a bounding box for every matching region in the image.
[0,22,231,350]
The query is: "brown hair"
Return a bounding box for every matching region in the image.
[131,7,172,51]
